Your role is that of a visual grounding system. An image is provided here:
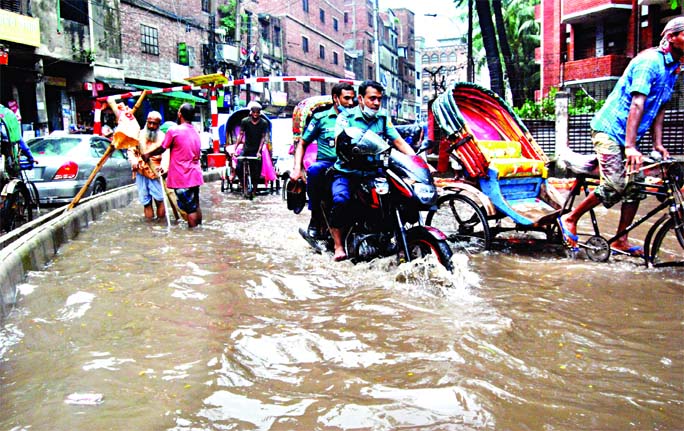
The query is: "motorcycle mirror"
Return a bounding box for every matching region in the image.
[416,139,436,155]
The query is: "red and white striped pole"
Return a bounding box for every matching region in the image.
[207,85,225,168]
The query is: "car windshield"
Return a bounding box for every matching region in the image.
[29,137,82,156]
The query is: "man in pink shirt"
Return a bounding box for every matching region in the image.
[144,103,204,227]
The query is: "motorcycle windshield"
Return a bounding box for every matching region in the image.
[389,151,433,184]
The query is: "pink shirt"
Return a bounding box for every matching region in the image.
[161,122,204,189]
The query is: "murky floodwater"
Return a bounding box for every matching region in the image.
[1,181,682,430]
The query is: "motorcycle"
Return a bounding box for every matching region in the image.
[297,127,454,271]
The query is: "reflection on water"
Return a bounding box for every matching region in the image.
[1,182,682,430]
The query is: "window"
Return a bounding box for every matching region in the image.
[303,82,310,93]
[440,53,447,63]
[60,0,88,24]
[422,54,429,64]
[367,39,372,53]
[302,0,309,13]
[321,82,325,94]
[333,51,339,65]
[319,44,325,60]
[430,53,438,63]
[260,21,269,40]
[201,0,209,13]
[449,52,456,62]
[333,17,339,32]
[344,12,348,24]
[302,36,309,53]
[274,26,281,47]
[319,8,325,24]
[141,24,159,55]
[368,12,373,27]
[368,66,373,80]
[188,46,196,67]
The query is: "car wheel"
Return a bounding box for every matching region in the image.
[91,179,106,196]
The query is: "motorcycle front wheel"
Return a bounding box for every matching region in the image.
[404,227,454,272]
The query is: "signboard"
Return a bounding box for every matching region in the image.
[0,10,40,47]
[271,91,287,107]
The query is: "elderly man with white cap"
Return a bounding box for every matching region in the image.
[560,16,684,257]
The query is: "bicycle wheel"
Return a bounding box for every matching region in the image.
[1,181,32,232]
[646,214,684,268]
[426,193,491,253]
[243,162,253,200]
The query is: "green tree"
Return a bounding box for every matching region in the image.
[217,0,241,42]
[474,0,505,97]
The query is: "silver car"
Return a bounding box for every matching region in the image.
[26,134,134,205]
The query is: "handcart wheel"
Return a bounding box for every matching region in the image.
[584,235,610,262]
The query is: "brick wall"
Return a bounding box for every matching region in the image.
[255,0,351,106]
[120,0,209,83]
[562,0,631,17]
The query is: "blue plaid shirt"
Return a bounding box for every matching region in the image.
[591,48,682,146]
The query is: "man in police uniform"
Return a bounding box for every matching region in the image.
[329,80,415,261]
[291,83,356,239]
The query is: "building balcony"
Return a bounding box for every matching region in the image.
[562,0,631,25]
[563,54,630,82]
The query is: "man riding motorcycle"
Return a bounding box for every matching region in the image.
[291,83,356,239]
[330,80,416,261]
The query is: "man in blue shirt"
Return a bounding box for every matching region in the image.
[329,80,415,261]
[560,17,683,256]
[291,83,356,239]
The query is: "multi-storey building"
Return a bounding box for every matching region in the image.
[0,0,124,135]
[392,8,418,123]
[119,0,212,122]
[343,0,378,83]
[254,0,347,113]
[378,9,399,118]
[536,0,683,104]
[418,39,467,121]
[0,0,215,135]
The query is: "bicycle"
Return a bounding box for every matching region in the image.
[562,152,683,267]
[236,155,260,200]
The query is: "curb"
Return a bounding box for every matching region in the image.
[0,169,221,321]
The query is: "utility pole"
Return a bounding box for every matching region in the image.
[245,10,252,104]
[467,0,474,82]
[373,0,380,82]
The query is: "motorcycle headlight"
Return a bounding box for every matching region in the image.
[413,183,436,205]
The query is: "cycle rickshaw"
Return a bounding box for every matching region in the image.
[0,105,39,232]
[219,107,278,199]
[426,82,683,267]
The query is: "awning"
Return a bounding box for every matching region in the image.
[131,84,208,103]
[96,77,135,91]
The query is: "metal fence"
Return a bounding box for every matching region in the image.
[525,110,684,156]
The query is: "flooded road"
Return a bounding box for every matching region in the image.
[1,181,682,430]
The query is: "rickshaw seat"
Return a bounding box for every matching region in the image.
[478,140,522,159]
[489,158,548,179]
[476,140,547,179]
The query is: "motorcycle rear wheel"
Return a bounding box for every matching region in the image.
[404,227,454,272]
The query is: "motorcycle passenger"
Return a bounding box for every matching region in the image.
[291,83,356,239]
[236,101,269,196]
[329,80,416,261]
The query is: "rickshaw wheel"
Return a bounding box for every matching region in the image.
[584,235,610,262]
[426,193,491,253]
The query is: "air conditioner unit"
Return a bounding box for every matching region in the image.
[216,44,239,64]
